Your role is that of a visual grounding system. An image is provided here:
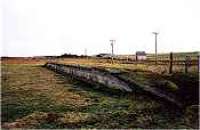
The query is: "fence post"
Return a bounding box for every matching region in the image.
[111,57,114,64]
[169,52,173,74]
[198,55,200,73]
[185,56,190,73]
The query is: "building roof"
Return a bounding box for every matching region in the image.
[136,51,146,56]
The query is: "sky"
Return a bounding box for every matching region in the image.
[1,0,200,56]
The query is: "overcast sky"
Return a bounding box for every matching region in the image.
[1,0,200,56]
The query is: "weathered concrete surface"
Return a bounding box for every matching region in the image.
[44,62,133,92]
[117,75,183,107]
[44,62,183,107]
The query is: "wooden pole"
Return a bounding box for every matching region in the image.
[198,55,199,73]
[111,43,114,64]
[185,56,190,73]
[185,57,188,73]
[152,32,159,65]
[169,52,173,74]
[84,48,88,60]
[110,40,115,64]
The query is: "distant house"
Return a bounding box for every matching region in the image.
[136,51,146,60]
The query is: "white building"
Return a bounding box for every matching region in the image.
[136,51,147,60]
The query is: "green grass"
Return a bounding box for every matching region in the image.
[1,64,198,129]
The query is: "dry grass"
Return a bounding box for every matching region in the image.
[54,58,198,74]
[1,58,199,129]
[1,64,91,122]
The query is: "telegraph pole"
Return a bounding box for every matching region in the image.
[84,48,88,60]
[84,48,87,56]
[110,40,116,64]
[152,32,159,64]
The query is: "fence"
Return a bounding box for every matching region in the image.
[100,52,199,74]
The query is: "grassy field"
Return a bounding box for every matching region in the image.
[54,58,198,74]
[1,58,199,129]
[117,51,199,60]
